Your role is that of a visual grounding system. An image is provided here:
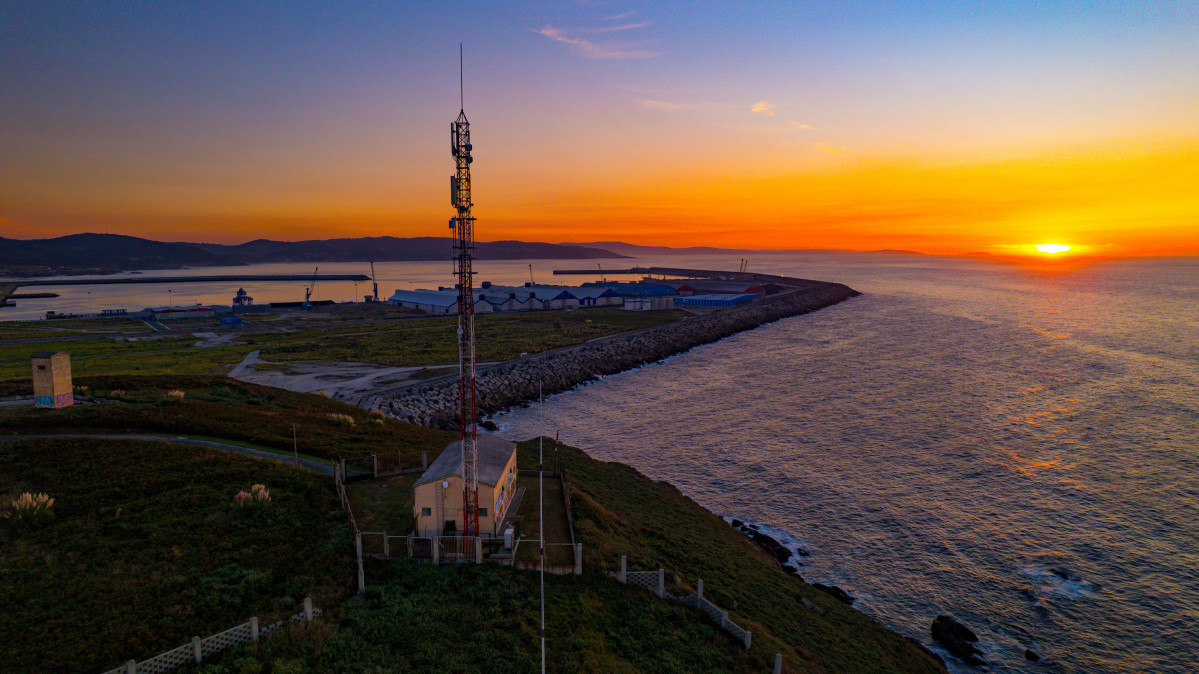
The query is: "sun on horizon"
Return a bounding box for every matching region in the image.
[1035,244,1072,254]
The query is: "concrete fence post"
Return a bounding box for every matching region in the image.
[340,459,346,479]
[251,617,259,641]
[355,532,363,560]
[619,555,626,583]
[192,636,202,663]
[422,450,428,469]
[126,659,136,674]
[697,578,703,602]
[383,532,389,558]
[657,569,665,598]
[475,536,483,563]
[372,455,378,478]
[744,630,752,651]
[357,557,365,593]
[304,596,314,623]
[574,542,583,575]
[774,652,783,674]
[432,536,440,564]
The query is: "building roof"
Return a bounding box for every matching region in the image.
[31,351,64,359]
[415,435,517,488]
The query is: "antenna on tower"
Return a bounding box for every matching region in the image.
[459,43,464,111]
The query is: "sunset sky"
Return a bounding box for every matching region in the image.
[2,2,1196,256]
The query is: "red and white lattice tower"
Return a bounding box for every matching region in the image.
[449,49,479,537]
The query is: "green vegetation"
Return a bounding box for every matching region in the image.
[0,375,455,467]
[0,438,354,674]
[515,473,575,565]
[0,308,684,381]
[0,316,150,340]
[191,560,755,674]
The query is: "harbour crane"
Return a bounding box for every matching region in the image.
[528,264,535,286]
[304,266,318,307]
[370,261,379,302]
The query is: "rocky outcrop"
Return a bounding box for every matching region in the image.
[931,615,985,667]
[812,583,855,605]
[361,282,858,428]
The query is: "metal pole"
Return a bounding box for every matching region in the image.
[538,383,547,670]
[292,423,298,468]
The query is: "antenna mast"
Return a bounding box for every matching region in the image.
[450,45,479,538]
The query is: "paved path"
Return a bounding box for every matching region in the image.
[0,433,332,475]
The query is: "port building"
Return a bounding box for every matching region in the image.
[413,435,520,538]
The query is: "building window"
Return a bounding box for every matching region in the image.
[37,365,46,371]
[421,507,431,516]
[479,508,488,517]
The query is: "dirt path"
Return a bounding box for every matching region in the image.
[229,349,438,398]
[0,432,332,474]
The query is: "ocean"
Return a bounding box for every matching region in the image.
[491,253,1199,673]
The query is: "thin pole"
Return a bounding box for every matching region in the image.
[459,43,464,111]
[292,423,298,467]
[539,380,545,674]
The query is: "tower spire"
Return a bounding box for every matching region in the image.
[451,46,479,539]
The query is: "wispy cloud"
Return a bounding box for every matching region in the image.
[585,21,651,33]
[604,11,635,20]
[791,122,814,130]
[637,99,699,111]
[751,100,777,116]
[535,24,659,59]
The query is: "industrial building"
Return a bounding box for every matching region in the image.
[32,352,73,409]
[388,284,621,314]
[413,435,520,538]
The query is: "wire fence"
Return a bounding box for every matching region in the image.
[101,598,320,674]
[617,556,752,651]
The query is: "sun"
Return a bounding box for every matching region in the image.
[1035,244,1071,254]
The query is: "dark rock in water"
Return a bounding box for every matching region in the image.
[782,565,804,580]
[812,583,854,605]
[1025,648,1041,662]
[747,530,791,564]
[794,547,811,557]
[904,636,945,667]
[479,419,498,432]
[1049,567,1076,581]
[931,615,985,667]
[747,523,759,530]
[730,519,743,528]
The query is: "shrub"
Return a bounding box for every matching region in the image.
[325,413,355,426]
[5,491,56,525]
[165,389,186,400]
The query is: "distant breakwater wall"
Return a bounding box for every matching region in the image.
[363,282,859,429]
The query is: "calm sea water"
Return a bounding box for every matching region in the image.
[492,253,1199,673]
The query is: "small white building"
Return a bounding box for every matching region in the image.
[388,289,494,315]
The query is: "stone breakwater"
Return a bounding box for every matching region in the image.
[359,282,859,429]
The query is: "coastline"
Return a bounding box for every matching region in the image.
[363,281,859,428]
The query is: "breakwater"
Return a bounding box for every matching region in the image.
[361,282,858,428]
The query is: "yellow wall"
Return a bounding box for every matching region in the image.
[32,353,72,409]
[413,449,519,537]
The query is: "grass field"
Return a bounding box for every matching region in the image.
[0,307,685,382]
[0,375,456,467]
[0,438,354,674]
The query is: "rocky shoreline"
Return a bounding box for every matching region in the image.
[355,282,859,428]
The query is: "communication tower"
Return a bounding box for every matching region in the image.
[448,46,479,537]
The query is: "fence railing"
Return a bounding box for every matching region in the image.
[102,598,320,674]
[617,556,752,651]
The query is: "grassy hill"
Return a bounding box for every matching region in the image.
[1,373,943,673]
[0,438,354,674]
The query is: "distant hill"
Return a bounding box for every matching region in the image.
[0,234,625,277]
[0,233,235,277]
[192,237,625,263]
